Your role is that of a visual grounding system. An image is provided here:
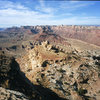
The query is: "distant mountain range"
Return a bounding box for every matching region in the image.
[0,25,100,57]
[1,25,100,46]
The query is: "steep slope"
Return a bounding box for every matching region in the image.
[0,52,42,100]
[17,41,100,100]
[0,51,69,100]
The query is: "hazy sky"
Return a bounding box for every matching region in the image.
[0,0,100,27]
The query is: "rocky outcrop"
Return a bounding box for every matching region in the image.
[0,87,28,100]
[1,41,100,100]
[0,52,43,100]
[17,41,67,71]
[17,42,100,100]
[0,51,70,100]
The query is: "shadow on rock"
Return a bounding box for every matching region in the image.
[0,55,67,100]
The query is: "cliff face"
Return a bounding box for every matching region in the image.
[51,25,100,46]
[17,41,100,100]
[0,52,43,100]
[1,25,100,46]
[0,51,71,100]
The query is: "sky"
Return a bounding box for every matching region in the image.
[0,0,100,27]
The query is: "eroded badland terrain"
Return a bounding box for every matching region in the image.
[0,25,100,100]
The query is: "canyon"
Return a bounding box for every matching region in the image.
[0,25,100,100]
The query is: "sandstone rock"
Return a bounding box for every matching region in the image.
[17,42,100,100]
[70,90,84,100]
[0,87,29,100]
[0,54,43,100]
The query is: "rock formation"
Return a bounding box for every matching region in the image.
[0,52,43,100]
[0,25,100,57]
[0,25,100,100]
[1,25,100,46]
[0,87,28,100]
[17,41,100,100]
[0,51,69,100]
